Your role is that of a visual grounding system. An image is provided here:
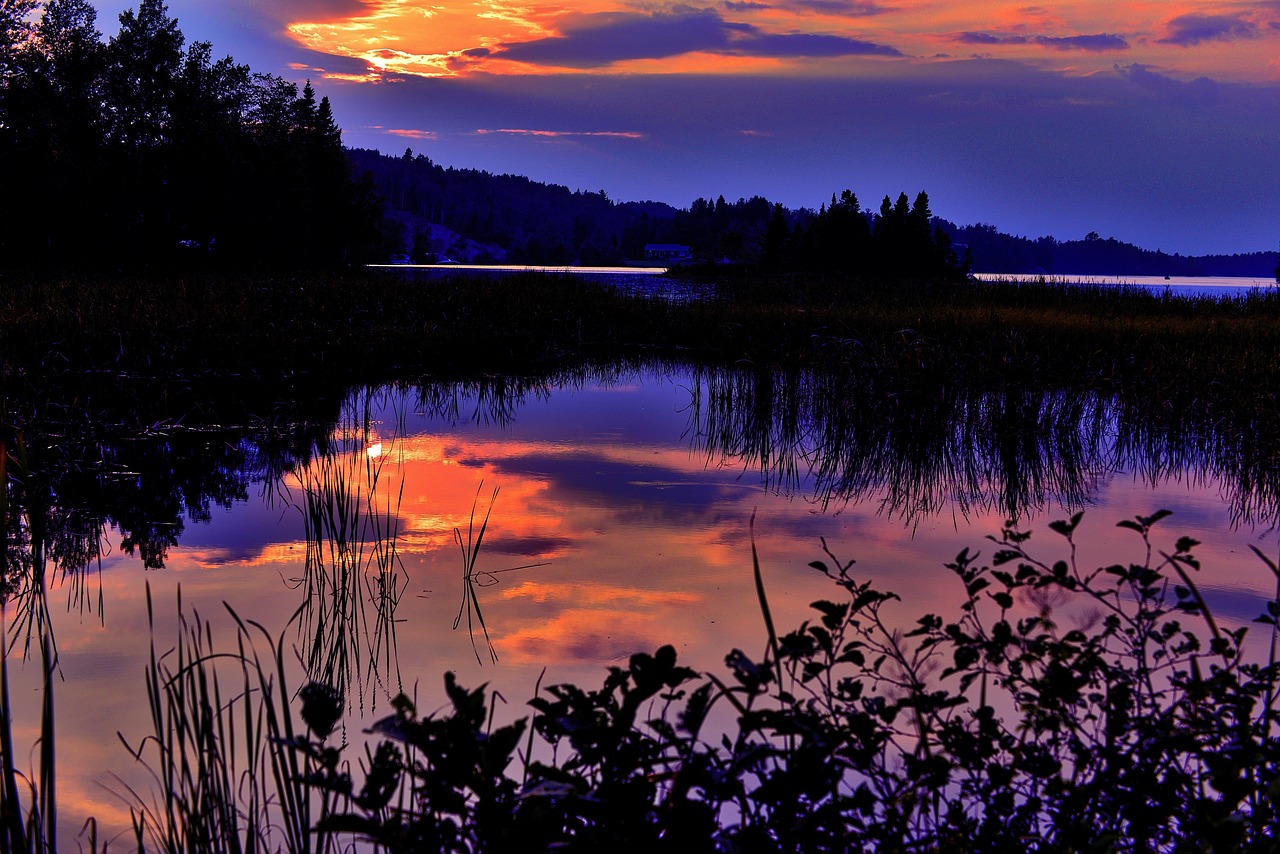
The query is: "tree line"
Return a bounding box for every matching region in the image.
[354,149,964,279]
[0,0,388,270]
[943,223,1280,278]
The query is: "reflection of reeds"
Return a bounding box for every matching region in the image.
[290,390,408,710]
[453,483,547,665]
[684,360,1280,528]
[1,428,63,853]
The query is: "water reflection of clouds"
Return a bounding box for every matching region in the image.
[496,582,703,664]
[26,371,1280,848]
[487,452,750,511]
[174,498,307,566]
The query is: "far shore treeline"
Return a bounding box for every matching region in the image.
[355,149,1280,278]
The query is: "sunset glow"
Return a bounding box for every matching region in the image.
[281,1,1280,82]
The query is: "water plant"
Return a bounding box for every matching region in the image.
[289,389,409,711]
[115,584,348,854]
[452,483,547,665]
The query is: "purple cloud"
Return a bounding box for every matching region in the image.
[954,32,1128,51]
[1159,13,1258,46]
[497,8,899,68]
[498,10,735,67]
[1115,63,1222,100]
[777,0,892,14]
[953,32,1029,45]
[1034,34,1130,52]
[723,0,891,12]
[737,31,900,56]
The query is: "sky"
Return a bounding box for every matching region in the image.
[88,0,1280,254]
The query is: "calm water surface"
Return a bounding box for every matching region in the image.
[8,365,1280,844]
[975,272,1279,299]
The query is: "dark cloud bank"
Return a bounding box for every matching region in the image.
[496,8,899,68]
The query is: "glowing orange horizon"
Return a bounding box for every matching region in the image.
[283,1,1280,83]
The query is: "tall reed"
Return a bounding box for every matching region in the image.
[289,389,408,711]
[115,583,347,854]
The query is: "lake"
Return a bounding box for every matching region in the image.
[372,263,1280,301]
[974,272,1280,299]
[378,264,1280,304]
[6,360,1280,846]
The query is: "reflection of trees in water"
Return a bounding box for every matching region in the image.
[6,357,1280,617]
[410,362,647,428]
[682,364,1280,527]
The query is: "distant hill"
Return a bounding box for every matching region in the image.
[348,148,1279,278]
[346,148,682,264]
[938,222,1278,278]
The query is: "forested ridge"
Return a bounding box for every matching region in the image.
[361,147,1278,278]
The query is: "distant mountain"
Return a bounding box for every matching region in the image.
[348,148,1279,278]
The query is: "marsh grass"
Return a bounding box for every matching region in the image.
[0,421,75,854]
[115,583,347,854]
[681,361,1280,526]
[289,390,409,711]
[6,270,1280,391]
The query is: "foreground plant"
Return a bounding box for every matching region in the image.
[124,512,1280,851]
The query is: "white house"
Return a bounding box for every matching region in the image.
[643,243,692,262]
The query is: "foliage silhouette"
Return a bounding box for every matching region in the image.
[101,512,1280,851]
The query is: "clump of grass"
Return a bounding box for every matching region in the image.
[115,583,349,854]
[451,483,546,665]
[1,424,72,854]
[289,388,409,711]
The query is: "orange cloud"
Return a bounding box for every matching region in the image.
[474,128,643,139]
[387,128,439,139]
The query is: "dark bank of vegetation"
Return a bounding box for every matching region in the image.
[6,266,1280,399]
[0,0,391,270]
[939,225,1280,279]
[352,147,965,280]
